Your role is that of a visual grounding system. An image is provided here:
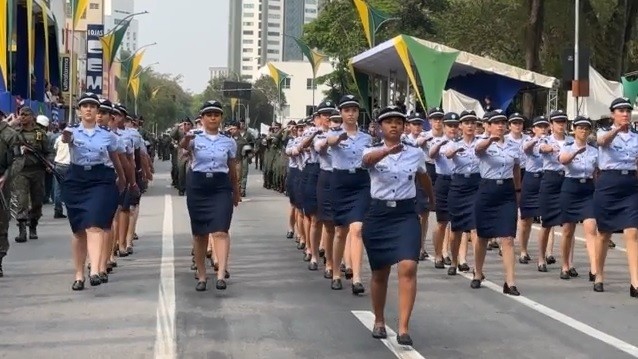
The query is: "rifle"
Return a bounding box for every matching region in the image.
[22,143,65,183]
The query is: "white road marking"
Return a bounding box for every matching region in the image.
[424,256,638,357]
[530,224,627,253]
[154,195,177,359]
[352,310,427,359]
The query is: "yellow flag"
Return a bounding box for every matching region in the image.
[43,14,50,82]
[0,0,7,89]
[100,33,115,70]
[130,76,140,99]
[230,98,238,113]
[73,0,90,30]
[128,49,145,88]
[151,86,162,99]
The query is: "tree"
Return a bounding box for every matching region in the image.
[522,0,545,116]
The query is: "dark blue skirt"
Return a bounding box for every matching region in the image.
[594,170,638,233]
[539,170,564,228]
[186,171,233,236]
[286,167,300,206]
[331,169,370,227]
[302,163,320,216]
[560,178,595,223]
[519,171,542,219]
[362,199,421,271]
[434,174,451,222]
[415,185,429,214]
[448,173,481,232]
[474,179,517,239]
[294,167,305,210]
[63,164,119,233]
[316,170,333,222]
[425,163,437,212]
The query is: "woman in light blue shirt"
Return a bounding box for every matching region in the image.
[445,110,480,275]
[593,97,638,297]
[325,95,371,294]
[473,110,522,296]
[361,106,434,346]
[558,116,598,281]
[62,93,127,291]
[180,101,241,292]
[285,121,307,251]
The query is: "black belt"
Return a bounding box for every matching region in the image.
[565,177,593,183]
[526,171,542,178]
[437,174,452,180]
[370,198,414,208]
[543,170,564,176]
[452,173,480,179]
[334,168,366,174]
[601,169,636,175]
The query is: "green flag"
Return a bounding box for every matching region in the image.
[403,35,458,108]
[267,63,289,90]
[290,36,328,78]
[622,76,638,104]
[101,20,131,68]
[348,60,370,114]
[352,0,394,48]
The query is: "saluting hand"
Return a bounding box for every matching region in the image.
[489,136,500,143]
[574,146,586,155]
[386,143,403,155]
[338,132,349,142]
[62,129,72,144]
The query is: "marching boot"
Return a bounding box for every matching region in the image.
[15,222,27,243]
[29,219,39,240]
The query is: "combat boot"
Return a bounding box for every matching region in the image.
[29,219,38,240]
[15,222,27,243]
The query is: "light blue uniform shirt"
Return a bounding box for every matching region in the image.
[537,134,572,172]
[422,130,443,164]
[596,127,638,170]
[188,132,237,173]
[523,136,544,173]
[446,137,480,175]
[560,143,598,178]
[476,138,522,179]
[300,127,320,164]
[430,136,455,176]
[285,137,302,169]
[505,133,529,169]
[363,143,427,200]
[314,129,333,171]
[104,128,127,168]
[66,124,119,166]
[328,130,372,170]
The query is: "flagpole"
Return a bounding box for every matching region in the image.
[68,0,76,124]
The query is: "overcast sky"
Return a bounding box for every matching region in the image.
[135,0,230,94]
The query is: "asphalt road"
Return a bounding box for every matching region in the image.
[1,161,637,359]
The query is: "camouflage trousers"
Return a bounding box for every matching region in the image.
[12,169,45,222]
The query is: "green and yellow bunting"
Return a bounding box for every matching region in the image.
[352,0,393,48]
[101,20,131,68]
[128,49,145,89]
[290,36,328,78]
[267,63,289,89]
[622,76,638,104]
[73,0,90,30]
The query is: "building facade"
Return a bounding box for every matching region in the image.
[209,67,230,81]
[228,0,323,81]
[255,61,334,122]
[103,0,139,55]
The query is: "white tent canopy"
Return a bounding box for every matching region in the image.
[351,35,558,89]
[442,90,485,117]
[567,66,623,120]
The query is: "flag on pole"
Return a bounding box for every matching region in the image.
[27,0,34,97]
[352,0,393,48]
[0,0,7,91]
[73,0,89,30]
[267,63,289,89]
[230,98,238,113]
[289,36,328,78]
[128,49,145,89]
[151,86,162,99]
[101,20,130,68]
[130,76,140,99]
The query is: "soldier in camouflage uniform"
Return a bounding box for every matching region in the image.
[0,110,20,277]
[11,107,49,242]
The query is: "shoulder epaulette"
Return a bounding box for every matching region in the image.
[69,123,80,128]
[367,140,384,148]
[401,140,416,147]
[599,125,612,131]
[631,128,638,134]
[99,125,110,132]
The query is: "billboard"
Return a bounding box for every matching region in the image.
[222,81,252,101]
[85,24,104,95]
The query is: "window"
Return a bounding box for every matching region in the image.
[268,5,281,10]
[243,3,254,8]
[242,57,253,62]
[242,48,253,53]
[267,40,279,45]
[244,12,254,17]
[305,8,317,14]
[242,66,253,71]
[89,3,99,10]
[268,14,281,20]
[306,78,316,90]
[267,22,280,28]
[306,0,317,4]
[282,78,291,89]
[267,49,279,54]
[267,31,280,37]
[242,21,254,26]
[243,30,254,35]
[242,39,254,44]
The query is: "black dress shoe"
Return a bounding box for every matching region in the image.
[297,242,305,250]
[560,271,571,280]
[631,285,638,298]
[546,255,556,265]
[568,267,578,277]
[447,266,457,276]
[216,279,227,290]
[503,283,520,296]
[588,271,596,282]
[344,268,353,280]
[352,282,365,295]
[324,269,333,279]
[72,280,85,291]
[206,250,212,259]
[340,263,346,272]
[443,256,452,266]
[195,281,207,291]
[470,279,481,289]
[371,325,387,339]
[434,260,445,269]
[593,282,604,292]
[308,262,318,271]
[303,253,312,262]
[331,278,342,290]
[190,263,197,270]
[418,250,428,260]
[458,263,470,272]
[285,231,294,239]
[126,246,134,255]
[537,264,548,272]
[397,333,413,346]
[99,272,109,283]
[318,249,325,257]
[89,275,102,286]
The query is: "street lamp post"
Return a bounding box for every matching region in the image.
[120,42,158,107]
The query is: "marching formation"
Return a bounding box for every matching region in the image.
[254,95,638,345]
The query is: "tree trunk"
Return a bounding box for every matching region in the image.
[523,0,545,117]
